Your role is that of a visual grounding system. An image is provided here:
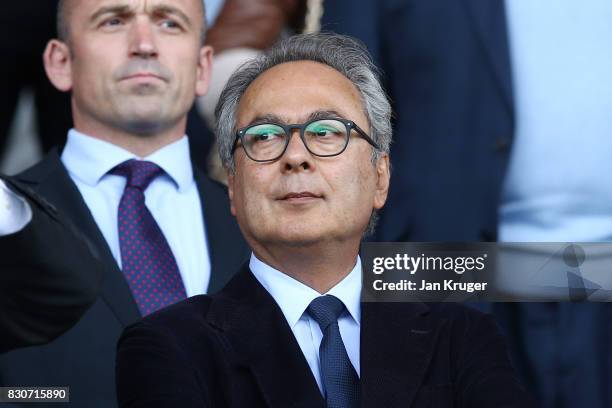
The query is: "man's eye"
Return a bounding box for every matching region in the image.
[312,127,341,137]
[253,133,280,142]
[160,20,181,30]
[102,18,123,27]
[246,124,285,143]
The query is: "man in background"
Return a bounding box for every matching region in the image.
[0,0,248,406]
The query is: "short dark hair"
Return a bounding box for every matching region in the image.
[56,0,207,44]
[56,0,70,42]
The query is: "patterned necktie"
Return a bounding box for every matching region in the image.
[307,295,360,408]
[110,159,186,316]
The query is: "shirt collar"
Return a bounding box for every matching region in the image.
[249,253,362,329]
[61,129,194,192]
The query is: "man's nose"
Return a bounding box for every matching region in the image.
[129,16,158,58]
[280,130,315,172]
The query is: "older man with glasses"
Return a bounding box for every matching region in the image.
[116,33,534,408]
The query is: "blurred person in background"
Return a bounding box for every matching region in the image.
[0,0,248,406]
[199,0,307,127]
[0,1,222,175]
[322,0,612,407]
[197,0,312,180]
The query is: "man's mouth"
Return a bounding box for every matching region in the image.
[122,72,166,82]
[279,191,323,202]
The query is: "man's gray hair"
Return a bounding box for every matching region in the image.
[215,32,392,172]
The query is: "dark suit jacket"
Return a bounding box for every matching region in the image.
[0,176,103,353]
[0,151,249,407]
[116,265,534,407]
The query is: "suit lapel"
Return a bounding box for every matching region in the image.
[207,267,325,408]
[463,0,514,117]
[17,151,141,327]
[360,302,444,408]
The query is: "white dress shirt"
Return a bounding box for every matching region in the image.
[58,130,211,297]
[249,253,361,394]
[1,130,210,296]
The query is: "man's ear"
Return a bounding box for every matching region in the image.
[195,45,214,97]
[373,154,390,210]
[43,40,73,92]
[227,169,237,217]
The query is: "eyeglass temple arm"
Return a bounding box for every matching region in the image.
[351,122,380,150]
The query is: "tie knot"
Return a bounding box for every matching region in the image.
[111,159,163,190]
[307,295,345,332]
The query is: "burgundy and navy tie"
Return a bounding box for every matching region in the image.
[111,159,186,316]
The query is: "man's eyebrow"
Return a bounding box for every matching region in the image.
[306,110,344,121]
[249,114,286,125]
[151,5,192,27]
[89,4,192,28]
[248,110,346,126]
[90,5,133,23]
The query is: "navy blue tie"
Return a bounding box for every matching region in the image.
[307,295,360,408]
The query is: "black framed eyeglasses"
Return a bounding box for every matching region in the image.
[232,117,380,162]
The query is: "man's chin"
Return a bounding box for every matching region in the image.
[118,114,173,136]
[273,226,333,248]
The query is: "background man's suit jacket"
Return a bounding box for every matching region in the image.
[0,151,250,407]
[116,265,534,408]
[0,176,102,353]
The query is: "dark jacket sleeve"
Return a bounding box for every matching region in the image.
[453,310,536,408]
[116,320,208,408]
[0,176,103,353]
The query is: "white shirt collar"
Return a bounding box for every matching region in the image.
[61,129,194,192]
[249,253,362,328]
